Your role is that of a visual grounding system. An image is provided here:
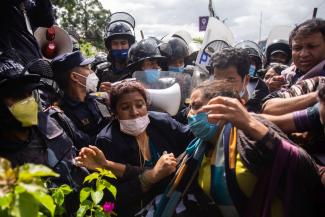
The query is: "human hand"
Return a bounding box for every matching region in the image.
[99,82,112,92]
[266,75,286,92]
[75,145,108,171]
[150,153,177,183]
[199,96,268,140]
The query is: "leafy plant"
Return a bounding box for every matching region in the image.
[50,184,73,216]
[0,158,117,217]
[0,158,60,217]
[77,168,117,217]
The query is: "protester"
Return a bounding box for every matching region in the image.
[187,79,324,217]
[76,80,193,216]
[209,47,269,113]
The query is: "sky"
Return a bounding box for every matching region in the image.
[100,0,325,43]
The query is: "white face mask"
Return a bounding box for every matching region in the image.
[75,72,99,93]
[119,114,150,136]
[239,84,246,98]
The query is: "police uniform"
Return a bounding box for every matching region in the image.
[96,61,132,83]
[60,94,111,139]
[51,51,113,143]
[0,58,89,216]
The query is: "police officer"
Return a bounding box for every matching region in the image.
[265,39,292,66]
[0,58,89,197]
[51,51,112,143]
[95,20,136,83]
[159,37,190,73]
[128,37,166,85]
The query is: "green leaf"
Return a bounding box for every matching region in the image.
[83,172,99,183]
[0,192,13,208]
[80,187,91,203]
[18,183,47,194]
[14,185,26,194]
[101,179,117,199]
[11,192,39,217]
[18,164,59,181]
[91,190,103,205]
[32,192,56,217]
[76,205,89,217]
[96,168,117,179]
[96,180,105,192]
[52,189,64,206]
[58,184,73,195]
[37,211,47,217]
[94,210,106,217]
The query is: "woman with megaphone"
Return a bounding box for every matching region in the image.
[75,80,196,217]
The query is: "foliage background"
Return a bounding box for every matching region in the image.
[52,0,111,56]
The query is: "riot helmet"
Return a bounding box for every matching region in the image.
[127,38,165,71]
[159,37,189,60]
[265,39,291,65]
[104,12,136,51]
[0,59,41,96]
[235,40,265,76]
[0,58,41,131]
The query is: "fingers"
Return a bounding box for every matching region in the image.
[74,157,84,167]
[99,82,112,92]
[80,147,96,157]
[89,145,103,155]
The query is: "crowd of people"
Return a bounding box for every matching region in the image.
[1,0,325,217]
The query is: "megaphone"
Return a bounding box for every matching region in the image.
[34,25,73,60]
[147,83,181,116]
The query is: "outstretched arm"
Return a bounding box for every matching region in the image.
[261,92,318,115]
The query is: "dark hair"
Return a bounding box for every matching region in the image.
[54,67,78,91]
[109,80,148,113]
[289,18,325,46]
[210,48,250,80]
[193,80,240,101]
[318,84,325,102]
[266,63,288,75]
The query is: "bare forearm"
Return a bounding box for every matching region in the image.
[260,113,297,134]
[262,92,317,115]
[105,160,126,178]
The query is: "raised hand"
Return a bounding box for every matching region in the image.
[75,145,108,171]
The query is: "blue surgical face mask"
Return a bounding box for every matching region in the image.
[111,49,129,59]
[144,69,160,84]
[188,112,218,141]
[249,65,256,77]
[168,65,184,73]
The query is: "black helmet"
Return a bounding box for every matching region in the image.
[127,38,165,70]
[0,58,41,131]
[235,40,265,70]
[159,37,190,60]
[265,39,291,65]
[0,58,41,97]
[104,22,135,50]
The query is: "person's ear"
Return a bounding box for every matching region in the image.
[70,71,79,83]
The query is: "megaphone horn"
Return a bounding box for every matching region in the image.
[34,25,73,60]
[147,83,181,116]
